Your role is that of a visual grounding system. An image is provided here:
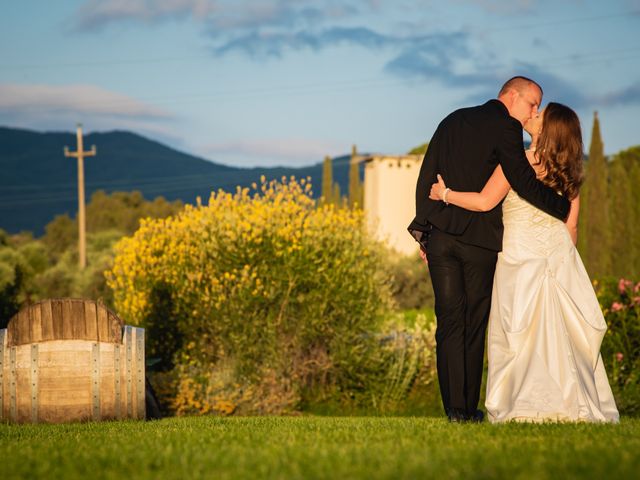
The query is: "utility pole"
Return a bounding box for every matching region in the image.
[64,124,96,269]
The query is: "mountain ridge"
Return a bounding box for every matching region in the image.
[0,126,360,235]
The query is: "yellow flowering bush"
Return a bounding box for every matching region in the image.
[107,177,394,414]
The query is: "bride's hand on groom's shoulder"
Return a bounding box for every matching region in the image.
[429,174,447,201]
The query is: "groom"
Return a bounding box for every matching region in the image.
[408,76,570,422]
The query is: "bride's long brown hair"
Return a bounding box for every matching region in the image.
[535,102,584,200]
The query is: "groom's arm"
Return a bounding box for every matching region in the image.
[497,119,570,220]
[414,130,441,222]
[409,125,444,251]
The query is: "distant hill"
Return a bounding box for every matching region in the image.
[0,126,360,235]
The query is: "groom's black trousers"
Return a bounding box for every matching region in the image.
[426,227,497,417]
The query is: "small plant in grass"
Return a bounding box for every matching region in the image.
[370,312,437,413]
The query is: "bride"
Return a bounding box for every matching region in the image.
[429,102,619,423]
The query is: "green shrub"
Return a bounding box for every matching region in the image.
[596,277,640,415]
[386,251,434,310]
[0,240,48,317]
[31,230,121,305]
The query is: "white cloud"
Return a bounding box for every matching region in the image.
[201,137,344,167]
[452,0,537,14]
[72,0,368,33]
[0,83,179,147]
[73,0,218,30]
[0,83,172,120]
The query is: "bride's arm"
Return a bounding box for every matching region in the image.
[429,165,511,212]
[566,195,580,245]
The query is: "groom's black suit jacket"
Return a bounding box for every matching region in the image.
[408,99,571,252]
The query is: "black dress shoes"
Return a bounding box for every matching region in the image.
[469,409,485,423]
[447,408,467,423]
[446,409,485,423]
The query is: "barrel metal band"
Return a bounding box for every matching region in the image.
[135,328,145,419]
[0,330,6,420]
[31,344,38,423]
[114,344,121,419]
[91,342,101,420]
[125,326,133,417]
[9,346,17,421]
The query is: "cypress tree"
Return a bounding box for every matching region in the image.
[612,146,640,277]
[581,112,611,277]
[608,157,633,277]
[630,161,640,277]
[333,182,342,206]
[577,180,588,258]
[348,145,363,208]
[321,155,333,205]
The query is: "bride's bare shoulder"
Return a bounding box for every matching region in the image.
[525,149,546,178]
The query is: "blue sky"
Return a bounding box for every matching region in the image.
[1,0,639,167]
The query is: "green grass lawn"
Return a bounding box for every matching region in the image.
[1,416,638,479]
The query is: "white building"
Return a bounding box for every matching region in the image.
[360,154,423,256]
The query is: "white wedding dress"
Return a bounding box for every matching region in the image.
[485,190,619,423]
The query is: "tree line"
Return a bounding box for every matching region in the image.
[319,117,639,280]
[579,112,640,279]
[1,120,637,327]
[0,191,183,326]
[321,145,364,208]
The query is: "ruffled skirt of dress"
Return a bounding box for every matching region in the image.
[485,195,619,423]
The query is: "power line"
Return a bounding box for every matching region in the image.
[1,43,638,113]
[2,47,637,114]
[0,181,211,208]
[481,48,640,70]
[543,53,640,68]
[482,11,639,32]
[0,177,294,209]
[0,170,327,208]
[0,161,336,208]
[1,11,637,72]
[0,55,212,71]
[0,161,330,193]
[0,172,232,191]
[13,78,411,109]
[0,179,220,206]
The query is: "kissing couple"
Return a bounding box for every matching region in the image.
[409,76,619,423]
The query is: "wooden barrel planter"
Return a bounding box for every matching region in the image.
[0,298,145,423]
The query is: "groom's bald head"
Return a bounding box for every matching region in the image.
[498,76,543,126]
[498,76,543,98]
